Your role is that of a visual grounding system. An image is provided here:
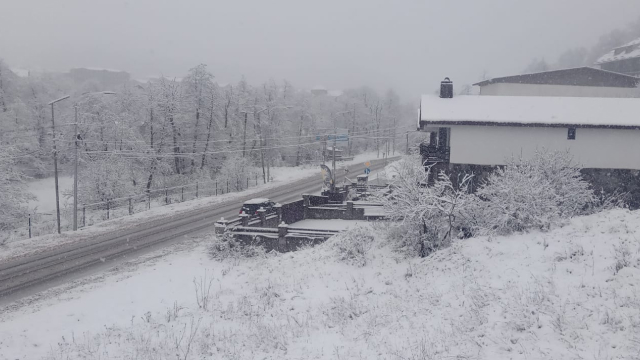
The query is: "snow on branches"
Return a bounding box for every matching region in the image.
[0,145,35,233]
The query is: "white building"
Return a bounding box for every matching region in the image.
[474,67,640,98]
[418,94,640,170]
[595,38,640,76]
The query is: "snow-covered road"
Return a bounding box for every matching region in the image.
[0,158,396,304]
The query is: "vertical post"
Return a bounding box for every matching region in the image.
[240,213,249,227]
[236,178,239,191]
[82,205,86,227]
[128,197,132,215]
[196,182,199,198]
[181,186,184,202]
[227,180,229,193]
[73,105,79,231]
[106,201,110,220]
[247,177,249,189]
[406,132,409,154]
[51,103,61,234]
[278,222,288,252]
[257,208,267,227]
[332,129,337,191]
[165,188,168,204]
[322,136,327,165]
[28,214,31,238]
[148,193,151,209]
[215,182,218,196]
[255,173,257,186]
[242,112,248,157]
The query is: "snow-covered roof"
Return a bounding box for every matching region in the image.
[10,68,29,77]
[596,37,640,65]
[327,90,344,97]
[473,67,638,88]
[243,198,270,205]
[79,67,125,73]
[420,95,640,129]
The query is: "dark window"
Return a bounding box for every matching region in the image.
[568,127,576,140]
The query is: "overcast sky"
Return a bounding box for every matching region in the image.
[2,0,640,100]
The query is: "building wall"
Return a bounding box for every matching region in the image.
[479,83,639,98]
[448,125,640,170]
[600,57,640,77]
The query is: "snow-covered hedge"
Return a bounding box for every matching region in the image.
[377,154,472,257]
[380,150,618,257]
[328,225,374,266]
[467,150,599,236]
[207,231,267,260]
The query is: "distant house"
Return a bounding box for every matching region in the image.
[596,38,640,76]
[68,67,130,89]
[418,92,640,171]
[473,67,639,98]
[311,86,328,96]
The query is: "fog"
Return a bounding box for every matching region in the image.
[2,0,640,99]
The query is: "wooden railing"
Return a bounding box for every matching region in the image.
[420,144,450,163]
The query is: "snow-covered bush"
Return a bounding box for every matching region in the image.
[328,225,374,266]
[377,154,472,257]
[0,145,35,232]
[78,155,136,204]
[208,231,266,260]
[217,154,256,192]
[467,149,597,236]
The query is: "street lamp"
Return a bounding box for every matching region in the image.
[72,91,116,231]
[47,95,71,234]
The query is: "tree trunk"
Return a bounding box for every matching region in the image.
[260,137,266,184]
[201,96,215,169]
[169,115,181,174]
[295,116,303,166]
[190,107,200,172]
[146,108,155,192]
[0,67,6,112]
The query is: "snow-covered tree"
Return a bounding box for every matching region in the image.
[0,145,35,232]
[467,149,596,236]
[377,154,472,257]
[217,154,255,192]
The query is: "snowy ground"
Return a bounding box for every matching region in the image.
[2,208,639,359]
[289,219,364,231]
[26,176,74,214]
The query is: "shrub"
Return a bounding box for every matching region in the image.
[329,225,374,266]
[208,231,266,260]
[376,154,473,257]
[467,149,597,236]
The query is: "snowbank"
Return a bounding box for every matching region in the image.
[1,208,639,359]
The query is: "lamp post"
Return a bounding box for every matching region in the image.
[72,91,116,231]
[47,95,71,234]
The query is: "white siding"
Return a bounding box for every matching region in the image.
[479,83,640,98]
[448,125,640,170]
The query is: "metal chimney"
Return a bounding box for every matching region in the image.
[440,77,453,98]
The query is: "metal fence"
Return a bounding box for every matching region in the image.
[18,173,266,239]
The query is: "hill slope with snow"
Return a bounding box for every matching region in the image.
[1,209,639,359]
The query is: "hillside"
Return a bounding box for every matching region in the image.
[0,209,639,359]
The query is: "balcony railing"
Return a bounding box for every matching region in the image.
[420,143,450,163]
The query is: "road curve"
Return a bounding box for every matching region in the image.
[0,157,396,301]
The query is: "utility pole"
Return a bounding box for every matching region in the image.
[322,136,327,165]
[73,105,79,231]
[48,95,70,234]
[242,112,248,157]
[51,103,61,235]
[406,132,409,154]
[332,128,337,191]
